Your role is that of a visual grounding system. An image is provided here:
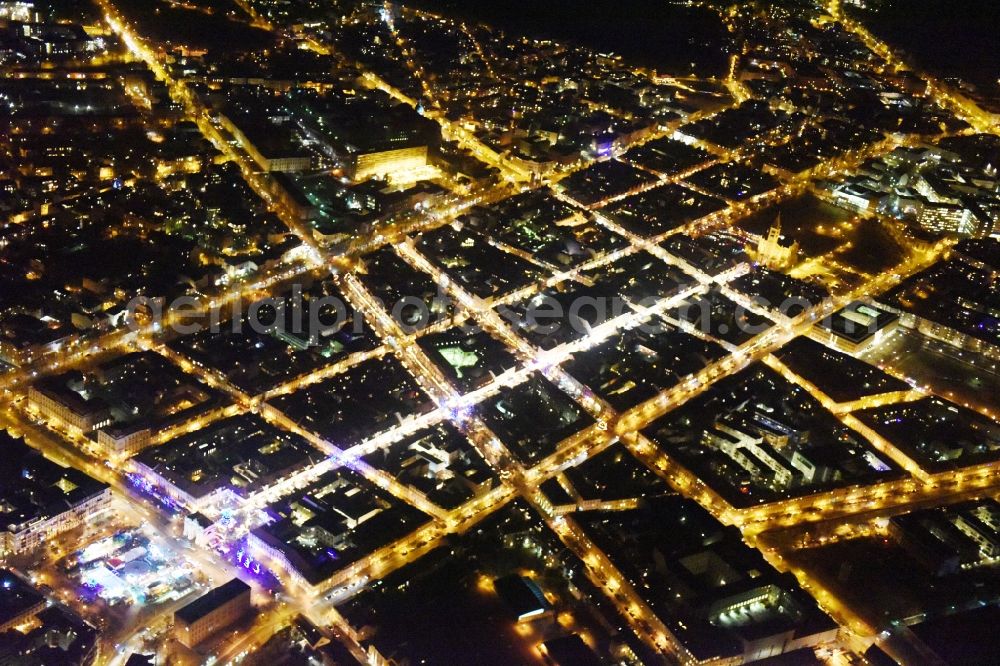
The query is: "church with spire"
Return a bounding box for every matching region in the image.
[749,214,800,270]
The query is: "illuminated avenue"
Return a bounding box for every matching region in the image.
[0,1,999,665]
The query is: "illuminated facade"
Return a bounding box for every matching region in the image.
[95,425,152,461]
[352,145,430,183]
[0,437,113,557]
[917,203,979,235]
[217,114,312,173]
[814,301,899,354]
[749,217,799,270]
[174,578,252,648]
[27,379,112,434]
[0,1,35,22]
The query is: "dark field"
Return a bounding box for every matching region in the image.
[850,0,1000,92]
[404,0,731,75]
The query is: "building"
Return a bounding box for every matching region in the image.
[0,2,38,22]
[749,217,799,271]
[702,424,798,491]
[829,182,883,214]
[813,301,899,353]
[875,252,1000,362]
[0,570,98,665]
[890,513,968,576]
[0,606,99,665]
[0,569,45,633]
[0,435,113,557]
[890,501,1000,577]
[705,578,840,662]
[540,634,602,666]
[124,655,155,666]
[909,603,1000,665]
[183,513,216,548]
[242,615,337,666]
[130,414,320,513]
[270,172,318,223]
[493,574,553,623]
[246,468,430,594]
[352,145,432,184]
[174,578,252,648]
[44,351,225,462]
[217,114,311,173]
[917,202,980,235]
[95,423,152,461]
[27,373,112,434]
[284,90,441,185]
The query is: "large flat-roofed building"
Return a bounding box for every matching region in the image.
[829,182,883,214]
[352,145,430,183]
[889,501,1000,577]
[218,113,312,173]
[130,414,321,513]
[813,301,899,353]
[285,91,441,184]
[95,423,152,461]
[30,352,224,462]
[493,574,552,623]
[270,172,318,223]
[27,372,112,434]
[918,202,980,235]
[0,434,113,557]
[540,634,603,666]
[174,578,252,648]
[704,577,840,662]
[247,468,431,593]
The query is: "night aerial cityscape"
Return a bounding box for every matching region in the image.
[0,0,999,665]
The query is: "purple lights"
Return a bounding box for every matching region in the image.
[125,472,183,515]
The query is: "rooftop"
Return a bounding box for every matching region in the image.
[175,578,250,626]
[0,434,109,534]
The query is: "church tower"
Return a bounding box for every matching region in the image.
[752,213,800,270]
